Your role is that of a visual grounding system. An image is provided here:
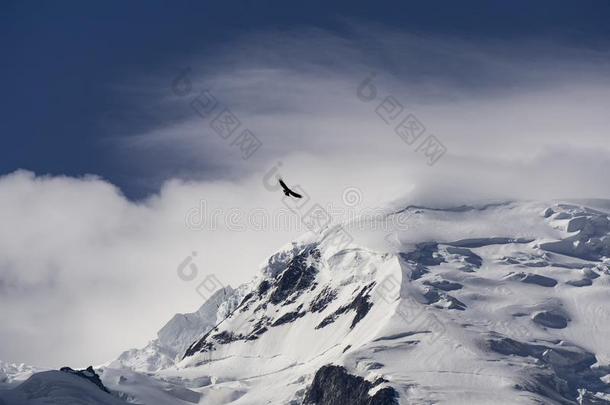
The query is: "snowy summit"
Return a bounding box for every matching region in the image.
[3,200,610,404]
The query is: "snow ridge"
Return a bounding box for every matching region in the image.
[4,200,610,405]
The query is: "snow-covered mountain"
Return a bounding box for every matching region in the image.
[0,361,41,389]
[109,286,243,372]
[0,368,125,405]
[3,200,610,404]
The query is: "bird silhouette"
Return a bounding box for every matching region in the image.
[279,179,302,198]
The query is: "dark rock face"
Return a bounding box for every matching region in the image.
[372,331,422,342]
[447,237,534,248]
[184,324,250,356]
[497,252,549,268]
[272,305,306,327]
[184,245,321,358]
[211,331,243,344]
[408,264,429,280]
[506,272,558,287]
[237,293,254,312]
[486,336,607,402]
[539,207,610,261]
[422,288,466,310]
[309,287,338,313]
[399,243,443,280]
[583,269,600,279]
[59,366,110,393]
[316,283,375,329]
[184,328,215,356]
[257,280,271,295]
[401,243,444,267]
[423,279,463,291]
[303,365,399,405]
[532,311,569,329]
[247,326,267,340]
[566,278,593,287]
[520,273,557,287]
[269,247,320,305]
[445,247,483,268]
[401,243,484,275]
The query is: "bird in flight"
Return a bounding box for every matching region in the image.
[279,178,302,198]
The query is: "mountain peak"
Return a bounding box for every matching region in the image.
[10,200,609,404]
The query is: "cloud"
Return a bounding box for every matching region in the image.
[2,26,610,367]
[0,165,413,367]
[0,170,308,367]
[114,27,610,200]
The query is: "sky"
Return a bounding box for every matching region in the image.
[1,0,610,367]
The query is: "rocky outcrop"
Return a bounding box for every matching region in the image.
[303,365,398,405]
[60,366,110,393]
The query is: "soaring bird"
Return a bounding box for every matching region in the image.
[279,178,302,198]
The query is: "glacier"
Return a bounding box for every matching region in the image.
[2,200,610,404]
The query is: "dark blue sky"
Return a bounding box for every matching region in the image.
[2,0,609,199]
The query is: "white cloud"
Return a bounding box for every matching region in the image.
[0,170,302,367]
[2,27,610,367]
[116,27,610,200]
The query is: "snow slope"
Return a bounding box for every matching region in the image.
[4,200,610,404]
[109,286,243,372]
[0,361,42,389]
[165,200,610,404]
[0,370,125,405]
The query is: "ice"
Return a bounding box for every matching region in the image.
[4,200,610,404]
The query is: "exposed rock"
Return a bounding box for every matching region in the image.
[211,331,244,344]
[400,243,444,266]
[309,287,338,313]
[399,243,444,279]
[1,370,126,405]
[246,326,267,340]
[422,287,466,310]
[445,246,483,268]
[447,237,534,248]
[566,278,593,287]
[316,283,375,329]
[237,292,254,312]
[583,268,600,279]
[553,212,571,220]
[423,279,463,291]
[506,272,557,287]
[372,331,424,342]
[540,208,610,261]
[532,311,569,329]
[486,336,605,402]
[567,216,590,233]
[257,280,271,295]
[272,308,306,327]
[409,264,429,279]
[269,247,320,305]
[497,251,550,268]
[302,365,399,405]
[59,366,110,393]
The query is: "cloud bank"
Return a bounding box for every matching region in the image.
[2,26,610,367]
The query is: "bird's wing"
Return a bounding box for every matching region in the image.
[278,178,302,198]
[287,189,303,198]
